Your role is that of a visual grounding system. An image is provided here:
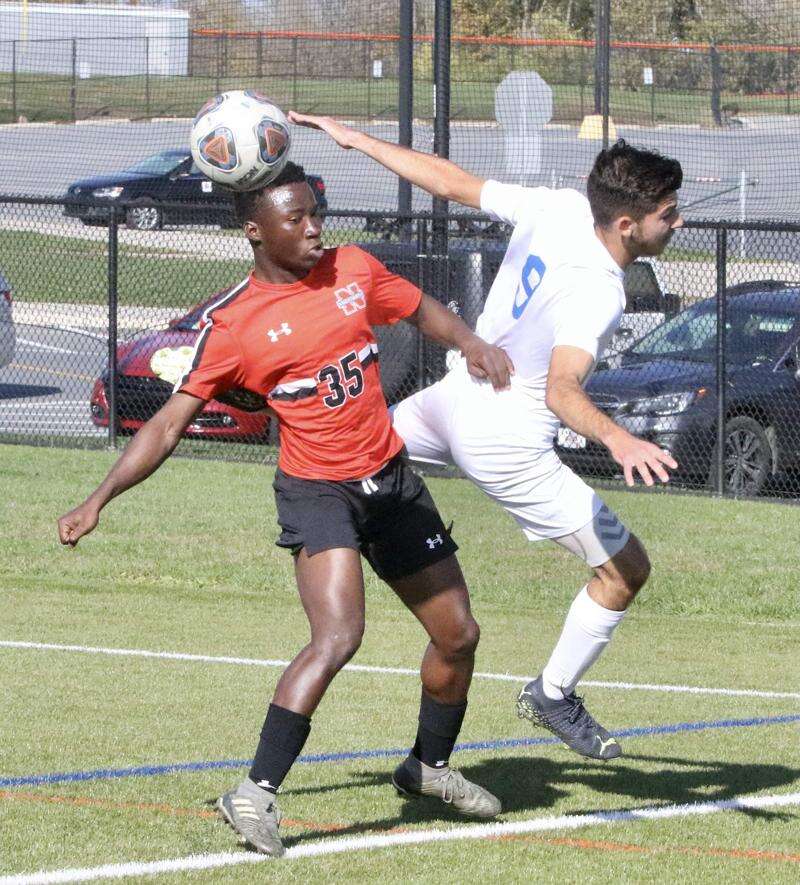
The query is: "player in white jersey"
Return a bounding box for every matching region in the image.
[291,112,683,761]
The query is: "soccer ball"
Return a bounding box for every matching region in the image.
[190,90,291,192]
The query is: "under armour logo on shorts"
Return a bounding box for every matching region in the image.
[426,534,443,549]
[267,322,292,343]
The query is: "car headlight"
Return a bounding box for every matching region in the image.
[92,186,124,199]
[624,389,706,417]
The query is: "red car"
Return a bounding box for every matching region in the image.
[90,292,272,440]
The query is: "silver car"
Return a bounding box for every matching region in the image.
[0,271,16,370]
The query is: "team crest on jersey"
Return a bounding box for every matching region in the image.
[335,282,366,316]
[267,322,292,342]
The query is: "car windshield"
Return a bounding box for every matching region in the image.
[125,152,187,176]
[630,302,797,366]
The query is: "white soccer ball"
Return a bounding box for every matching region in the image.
[190,90,291,192]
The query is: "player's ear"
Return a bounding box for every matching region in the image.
[243,219,262,246]
[615,214,636,240]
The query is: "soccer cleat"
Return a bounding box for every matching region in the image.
[392,754,502,819]
[217,778,285,857]
[516,675,622,760]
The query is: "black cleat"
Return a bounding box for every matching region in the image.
[517,675,622,760]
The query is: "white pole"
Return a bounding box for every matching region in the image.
[739,168,747,260]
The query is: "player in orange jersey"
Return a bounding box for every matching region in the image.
[58,162,514,856]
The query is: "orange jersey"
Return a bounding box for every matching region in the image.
[176,245,422,480]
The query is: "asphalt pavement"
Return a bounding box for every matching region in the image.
[3,115,800,221]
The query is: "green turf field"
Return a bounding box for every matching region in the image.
[1,444,799,882]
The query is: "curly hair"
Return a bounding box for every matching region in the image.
[232,161,309,226]
[587,140,682,227]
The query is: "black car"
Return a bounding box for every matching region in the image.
[557,281,800,496]
[63,149,327,231]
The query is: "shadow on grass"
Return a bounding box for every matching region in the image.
[274,752,800,846]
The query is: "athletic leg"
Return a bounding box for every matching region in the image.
[518,507,648,761]
[387,555,500,818]
[219,547,365,855]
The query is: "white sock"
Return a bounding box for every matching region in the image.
[541,585,627,700]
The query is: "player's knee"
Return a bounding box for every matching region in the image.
[440,616,480,660]
[313,626,364,671]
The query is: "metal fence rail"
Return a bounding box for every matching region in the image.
[2,33,799,126]
[2,195,800,501]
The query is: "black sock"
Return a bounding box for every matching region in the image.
[248,703,311,793]
[412,691,467,769]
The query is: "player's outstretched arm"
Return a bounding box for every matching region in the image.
[57,392,205,547]
[546,346,678,487]
[288,112,485,209]
[407,294,514,390]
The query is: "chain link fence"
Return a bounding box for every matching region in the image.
[2,194,800,499]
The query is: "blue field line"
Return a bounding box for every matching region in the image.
[3,713,799,790]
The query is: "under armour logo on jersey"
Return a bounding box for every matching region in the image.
[335,282,367,316]
[267,322,292,343]
[426,534,443,549]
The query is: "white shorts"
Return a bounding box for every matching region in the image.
[392,367,615,549]
[551,504,630,567]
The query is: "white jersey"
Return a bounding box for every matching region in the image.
[475,180,626,447]
[392,181,627,541]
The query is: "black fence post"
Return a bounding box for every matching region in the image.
[365,39,371,119]
[70,38,77,122]
[256,33,263,79]
[432,0,451,331]
[398,0,414,238]
[187,31,193,78]
[710,43,722,126]
[787,47,793,115]
[594,0,611,147]
[714,227,727,495]
[416,217,428,390]
[145,36,151,119]
[292,37,299,110]
[107,210,120,451]
[650,47,655,125]
[215,35,222,95]
[11,40,17,122]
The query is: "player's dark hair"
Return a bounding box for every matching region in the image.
[587,139,682,227]
[232,161,308,225]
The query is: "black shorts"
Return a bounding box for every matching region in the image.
[273,453,458,581]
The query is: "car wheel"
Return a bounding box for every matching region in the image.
[709,416,772,496]
[126,201,162,231]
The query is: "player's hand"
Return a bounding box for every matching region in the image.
[605,428,678,487]
[288,112,359,149]
[57,501,100,547]
[462,338,515,391]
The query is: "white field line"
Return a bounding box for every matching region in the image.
[17,338,78,354]
[0,402,88,410]
[3,790,800,884]
[2,640,799,702]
